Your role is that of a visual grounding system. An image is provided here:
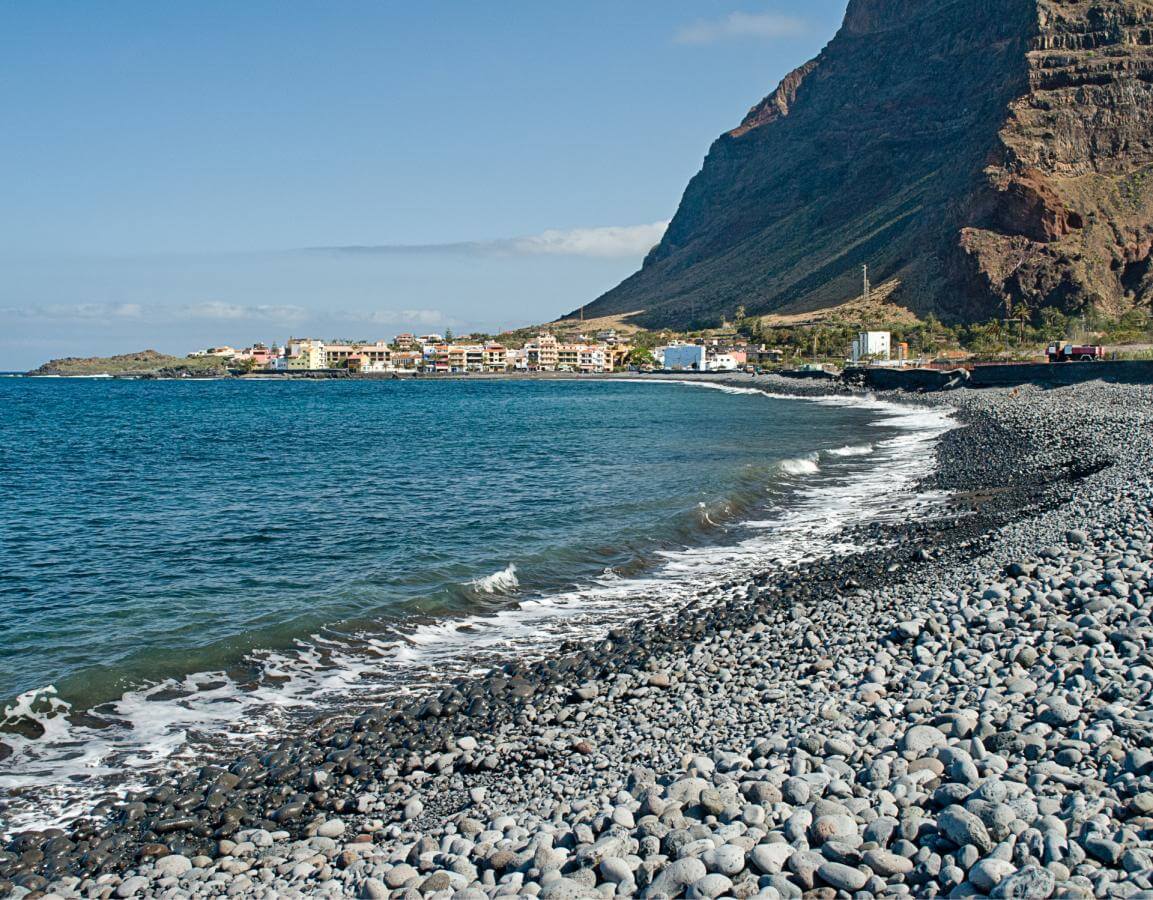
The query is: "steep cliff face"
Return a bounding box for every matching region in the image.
[960,0,1153,317]
[578,0,1153,327]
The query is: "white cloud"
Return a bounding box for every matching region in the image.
[172,302,309,322]
[674,11,806,44]
[0,302,143,320]
[315,220,669,260]
[353,308,450,326]
[509,221,670,258]
[0,302,307,324]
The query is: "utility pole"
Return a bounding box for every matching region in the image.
[862,264,870,304]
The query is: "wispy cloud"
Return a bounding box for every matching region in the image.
[349,308,450,327]
[314,221,670,260]
[171,302,309,322]
[1,302,308,324]
[509,222,669,257]
[674,10,806,44]
[0,302,144,320]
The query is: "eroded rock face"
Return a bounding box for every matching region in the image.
[961,0,1153,317]
[580,0,1153,327]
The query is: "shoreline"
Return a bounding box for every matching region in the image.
[18,358,1153,393]
[3,377,1153,898]
[0,379,933,834]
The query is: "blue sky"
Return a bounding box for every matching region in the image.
[0,1,848,368]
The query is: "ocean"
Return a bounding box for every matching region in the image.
[0,376,952,833]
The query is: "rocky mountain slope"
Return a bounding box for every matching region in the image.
[576,0,1153,328]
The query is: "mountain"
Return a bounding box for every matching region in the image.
[574,0,1153,328]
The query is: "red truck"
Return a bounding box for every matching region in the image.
[1047,341,1105,362]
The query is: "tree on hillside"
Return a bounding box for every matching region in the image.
[1038,306,1070,339]
[626,347,658,369]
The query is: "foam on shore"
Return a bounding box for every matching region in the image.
[0,380,955,835]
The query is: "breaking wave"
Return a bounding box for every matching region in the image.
[467,563,519,594]
[778,454,821,476]
[826,444,874,457]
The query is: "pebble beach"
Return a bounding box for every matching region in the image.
[4,377,1153,899]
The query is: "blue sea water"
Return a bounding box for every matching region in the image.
[0,376,952,831]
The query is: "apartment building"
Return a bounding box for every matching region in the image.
[524,334,559,370]
[447,344,486,372]
[286,339,326,370]
[391,350,422,371]
[347,343,393,373]
[321,344,358,368]
[483,345,507,372]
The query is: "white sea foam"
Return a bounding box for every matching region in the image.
[468,563,519,594]
[778,454,820,476]
[0,380,956,835]
[826,444,874,457]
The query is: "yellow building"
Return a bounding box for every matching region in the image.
[286,339,326,370]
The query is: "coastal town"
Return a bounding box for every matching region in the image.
[185,329,790,375]
[27,299,1153,379]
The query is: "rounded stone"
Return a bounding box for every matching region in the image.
[316,818,345,838]
[703,843,745,876]
[154,854,192,878]
[863,848,914,877]
[598,857,634,885]
[750,842,794,875]
[970,858,1017,892]
[901,725,948,754]
[811,814,857,844]
[991,864,1055,899]
[818,861,869,892]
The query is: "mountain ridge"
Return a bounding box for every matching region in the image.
[573,0,1153,328]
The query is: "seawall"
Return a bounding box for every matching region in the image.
[845,360,1153,392]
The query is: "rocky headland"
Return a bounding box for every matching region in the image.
[4,378,1153,898]
[29,351,228,378]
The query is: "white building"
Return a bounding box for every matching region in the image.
[189,346,238,359]
[661,344,707,370]
[708,354,741,372]
[664,343,705,371]
[850,331,891,364]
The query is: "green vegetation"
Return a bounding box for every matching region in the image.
[31,350,230,377]
[1120,165,1152,211]
[734,307,1153,364]
[626,347,658,368]
[502,306,1151,365]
